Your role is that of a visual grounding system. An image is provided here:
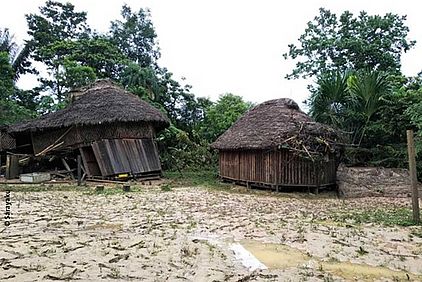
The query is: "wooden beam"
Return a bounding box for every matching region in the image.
[61,158,75,180]
[86,178,127,185]
[77,155,82,186]
[406,129,420,224]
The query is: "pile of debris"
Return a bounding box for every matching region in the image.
[337,165,422,198]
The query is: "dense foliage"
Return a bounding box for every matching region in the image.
[0,1,252,171]
[283,8,415,79]
[286,8,422,177]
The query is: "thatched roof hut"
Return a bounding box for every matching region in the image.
[9,80,169,178]
[211,98,342,191]
[10,80,169,134]
[211,98,340,155]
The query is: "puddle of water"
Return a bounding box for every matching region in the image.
[241,240,419,280]
[241,240,308,269]
[230,243,267,271]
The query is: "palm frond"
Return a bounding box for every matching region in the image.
[12,42,34,81]
[309,70,353,128]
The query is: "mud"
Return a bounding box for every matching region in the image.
[0,185,421,281]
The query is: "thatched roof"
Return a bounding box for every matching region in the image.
[211,98,341,156]
[9,80,169,133]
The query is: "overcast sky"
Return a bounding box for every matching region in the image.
[1,0,421,109]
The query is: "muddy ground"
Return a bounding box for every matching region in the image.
[1,184,422,281]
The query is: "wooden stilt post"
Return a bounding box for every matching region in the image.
[77,155,82,186]
[406,130,420,224]
[5,155,19,179]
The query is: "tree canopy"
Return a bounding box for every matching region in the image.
[283,8,416,79]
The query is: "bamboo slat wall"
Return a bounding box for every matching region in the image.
[219,149,336,187]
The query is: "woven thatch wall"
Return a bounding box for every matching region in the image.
[0,128,16,151]
[337,165,422,197]
[32,122,155,155]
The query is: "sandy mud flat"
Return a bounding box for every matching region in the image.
[1,185,422,281]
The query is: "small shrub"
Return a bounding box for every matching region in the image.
[161,183,172,192]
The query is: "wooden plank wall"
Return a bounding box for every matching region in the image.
[219,149,337,187]
[91,138,161,177]
[79,146,102,176]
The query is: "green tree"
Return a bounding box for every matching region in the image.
[0,52,14,101]
[283,8,415,79]
[26,0,90,50]
[71,37,127,79]
[308,70,354,128]
[309,69,391,145]
[199,94,253,142]
[0,28,34,81]
[26,1,128,106]
[110,5,160,67]
[347,70,391,145]
[120,63,160,100]
[26,0,92,102]
[349,75,422,169]
[0,52,34,125]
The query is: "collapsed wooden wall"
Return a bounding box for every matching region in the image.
[219,149,337,187]
[87,138,161,177]
[31,122,154,155]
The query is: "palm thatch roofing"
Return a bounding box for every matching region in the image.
[9,80,169,134]
[211,98,342,156]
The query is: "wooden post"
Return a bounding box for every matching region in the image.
[5,155,19,179]
[406,130,420,223]
[314,162,320,195]
[77,155,82,186]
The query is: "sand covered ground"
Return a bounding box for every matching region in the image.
[1,184,422,281]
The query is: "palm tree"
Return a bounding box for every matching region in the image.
[308,70,355,128]
[347,69,391,145]
[120,63,160,101]
[0,28,33,81]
